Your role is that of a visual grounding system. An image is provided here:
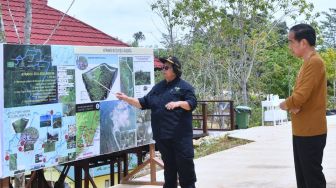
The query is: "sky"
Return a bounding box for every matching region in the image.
[48,0,334,48]
[48,0,163,47]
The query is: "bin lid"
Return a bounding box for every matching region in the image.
[236,106,251,111]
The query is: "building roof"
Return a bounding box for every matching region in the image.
[0,0,129,46]
[0,0,163,68]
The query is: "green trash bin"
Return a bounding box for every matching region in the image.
[235,106,251,129]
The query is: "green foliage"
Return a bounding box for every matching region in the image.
[154,70,164,83]
[256,46,301,98]
[249,106,262,128]
[151,0,182,52]
[151,0,333,127]
[132,31,146,47]
[320,48,336,109]
[321,48,336,81]
[152,0,314,105]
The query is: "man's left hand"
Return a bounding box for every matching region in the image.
[279,101,288,110]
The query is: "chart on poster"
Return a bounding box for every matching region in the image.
[0,44,155,178]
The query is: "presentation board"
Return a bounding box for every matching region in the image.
[0,44,154,178]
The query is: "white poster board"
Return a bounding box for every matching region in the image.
[0,44,154,178]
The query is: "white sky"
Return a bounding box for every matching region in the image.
[48,0,334,48]
[48,0,163,48]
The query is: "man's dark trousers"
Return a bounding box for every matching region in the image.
[156,137,196,188]
[293,134,327,188]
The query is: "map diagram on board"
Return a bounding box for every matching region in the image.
[75,103,100,160]
[51,45,75,66]
[3,45,57,108]
[51,46,76,117]
[2,104,75,176]
[0,44,155,178]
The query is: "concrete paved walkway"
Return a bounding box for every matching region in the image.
[113,116,336,188]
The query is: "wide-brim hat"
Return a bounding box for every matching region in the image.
[159,56,181,68]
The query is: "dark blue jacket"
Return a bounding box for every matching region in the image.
[138,77,197,140]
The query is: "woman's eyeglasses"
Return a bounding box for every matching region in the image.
[162,65,172,71]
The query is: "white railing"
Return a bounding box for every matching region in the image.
[261,94,288,126]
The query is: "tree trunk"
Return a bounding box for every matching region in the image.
[0,4,5,42]
[166,0,175,53]
[24,0,32,44]
[241,79,248,106]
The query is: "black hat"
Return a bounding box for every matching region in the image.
[159,56,181,68]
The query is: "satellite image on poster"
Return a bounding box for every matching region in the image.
[82,63,118,101]
[0,44,154,178]
[100,100,136,154]
[75,55,120,104]
[119,56,134,97]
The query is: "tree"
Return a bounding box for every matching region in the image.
[152,0,314,105]
[132,31,146,47]
[24,0,32,44]
[256,46,301,98]
[321,9,336,49]
[151,0,182,54]
[0,4,5,42]
[321,48,336,109]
